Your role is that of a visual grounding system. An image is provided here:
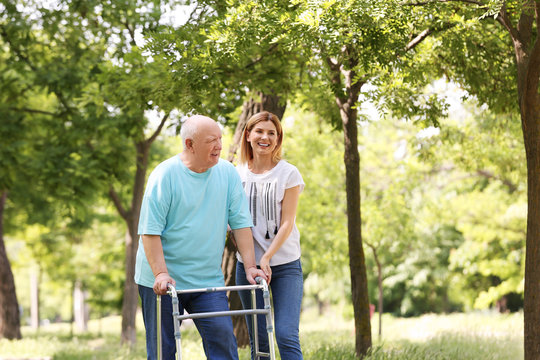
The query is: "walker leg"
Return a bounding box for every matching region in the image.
[157,295,162,360]
[262,287,276,360]
[251,288,260,358]
[170,288,182,360]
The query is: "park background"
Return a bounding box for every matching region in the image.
[1,1,538,359]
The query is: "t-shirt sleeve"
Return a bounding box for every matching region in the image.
[228,165,254,230]
[138,166,172,235]
[286,165,305,193]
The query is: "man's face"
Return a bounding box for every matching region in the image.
[191,122,222,171]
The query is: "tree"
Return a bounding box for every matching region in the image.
[186,1,454,354]
[0,191,20,339]
[220,93,287,346]
[286,1,450,354]
[412,104,526,312]
[0,0,215,345]
[148,1,302,345]
[410,1,540,356]
[360,119,418,332]
[284,107,350,314]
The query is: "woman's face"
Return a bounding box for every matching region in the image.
[246,120,279,158]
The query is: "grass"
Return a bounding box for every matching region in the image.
[0,309,523,360]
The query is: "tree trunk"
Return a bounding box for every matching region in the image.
[30,267,39,330]
[119,139,152,346]
[376,258,383,338]
[368,244,383,338]
[521,61,540,360]
[327,53,372,356]
[70,281,74,337]
[222,233,250,347]
[223,92,286,347]
[523,122,540,359]
[503,8,540,357]
[121,216,139,345]
[74,280,89,332]
[0,191,21,340]
[341,109,372,356]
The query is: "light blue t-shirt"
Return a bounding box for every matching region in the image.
[134,156,253,290]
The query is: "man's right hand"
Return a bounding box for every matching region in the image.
[153,272,175,295]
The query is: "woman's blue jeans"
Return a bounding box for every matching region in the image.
[236,259,304,360]
[138,285,239,360]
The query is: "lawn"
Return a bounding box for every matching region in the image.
[0,308,523,359]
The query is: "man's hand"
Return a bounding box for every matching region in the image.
[153,272,175,295]
[245,266,269,285]
[233,227,270,283]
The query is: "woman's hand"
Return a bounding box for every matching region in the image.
[260,255,272,283]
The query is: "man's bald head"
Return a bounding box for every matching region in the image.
[180,115,218,143]
[179,115,223,173]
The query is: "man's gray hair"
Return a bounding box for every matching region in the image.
[180,117,199,143]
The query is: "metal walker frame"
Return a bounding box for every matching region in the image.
[156,277,276,360]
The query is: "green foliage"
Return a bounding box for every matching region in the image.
[266,97,525,316]
[284,108,348,276]
[410,103,525,312]
[287,0,452,126]
[359,116,465,316]
[1,2,206,331]
[413,2,518,113]
[8,204,126,320]
[145,0,308,126]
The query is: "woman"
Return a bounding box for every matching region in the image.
[235,111,304,360]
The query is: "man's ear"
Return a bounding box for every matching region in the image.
[185,138,194,151]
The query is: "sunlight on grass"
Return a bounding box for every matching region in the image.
[0,308,523,360]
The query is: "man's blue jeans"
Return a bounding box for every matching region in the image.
[236,259,304,360]
[138,285,239,360]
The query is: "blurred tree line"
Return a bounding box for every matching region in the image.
[6,99,526,322]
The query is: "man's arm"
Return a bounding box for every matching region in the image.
[141,234,176,295]
[232,227,269,284]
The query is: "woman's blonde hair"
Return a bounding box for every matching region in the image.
[239,111,283,164]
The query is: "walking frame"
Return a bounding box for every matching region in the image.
[156,277,276,360]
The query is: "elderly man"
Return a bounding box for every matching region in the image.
[135,115,266,359]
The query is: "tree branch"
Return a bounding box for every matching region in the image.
[186,3,209,24]
[404,0,518,37]
[0,25,38,72]
[476,169,518,193]
[122,18,137,47]
[109,186,129,221]
[325,56,346,107]
[146,111,170,145]
[405,22,460,53]
[523,2,540,101]
[405,28,433,52]
[1,26,74,113]
[496,2,519,40]
[403,0,483,6]
[537,1,540,39]
[245,43,280,69]
[517,0,534,42]
[8,107,57,116]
